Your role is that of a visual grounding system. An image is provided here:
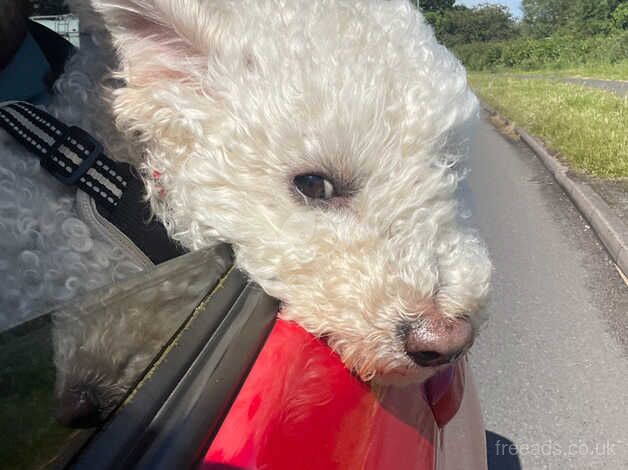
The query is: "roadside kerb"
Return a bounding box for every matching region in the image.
[482,104,628,276]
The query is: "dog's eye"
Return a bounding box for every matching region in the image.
[294,174,335,200]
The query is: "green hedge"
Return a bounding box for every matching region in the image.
[453,32,628,71]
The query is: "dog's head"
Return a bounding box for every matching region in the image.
[94,0,491,381]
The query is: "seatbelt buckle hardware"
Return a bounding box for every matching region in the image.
[42,125,103,185]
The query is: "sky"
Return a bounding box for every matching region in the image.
[457,0,523,18]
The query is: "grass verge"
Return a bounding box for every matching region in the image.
[469,73,628,178]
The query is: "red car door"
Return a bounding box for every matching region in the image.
[204,319,487,470]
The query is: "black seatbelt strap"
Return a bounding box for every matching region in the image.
[0,101,126,210]
[0,101,186,264]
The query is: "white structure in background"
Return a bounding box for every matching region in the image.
[31,14,80,47]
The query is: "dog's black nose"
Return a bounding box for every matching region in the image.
[405,309,473,368]
[56,389,101,428]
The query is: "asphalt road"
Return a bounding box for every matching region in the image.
[560,77,628,97]
[463,114,628,470]
[511,74,628,97]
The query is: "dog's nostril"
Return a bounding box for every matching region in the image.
[410,350,441,364]
[404,309,474,368]
[407,348,465,368]
[56,389,101,428]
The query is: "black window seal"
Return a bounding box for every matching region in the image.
[65,259,279,469]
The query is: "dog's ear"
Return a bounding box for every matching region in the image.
[92,0,231,87]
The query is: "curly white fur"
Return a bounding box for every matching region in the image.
[0,35,143,330]
[5,0,491,384]
[90,0,492,380]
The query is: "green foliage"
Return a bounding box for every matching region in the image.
[453,31,628,72]
[426,4,520,47]
[522,0,571,38]
[522,0,625,38]
[612,2,628,30]
[567,0,619,36]
[411,0,456,12]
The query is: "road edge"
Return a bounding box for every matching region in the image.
[482,104,628,276]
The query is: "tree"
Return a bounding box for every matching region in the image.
[565,0,621,36]
[522,0,622,37]
[522,0,571,37]
[612,2,628,30]
[416,0,456,11]
[426,4,520,47]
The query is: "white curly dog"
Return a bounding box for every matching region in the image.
[1,0,491,423]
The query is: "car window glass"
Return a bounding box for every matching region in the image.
[0,246,231,470]
[0,6,239,469]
